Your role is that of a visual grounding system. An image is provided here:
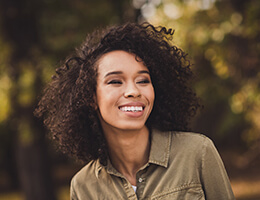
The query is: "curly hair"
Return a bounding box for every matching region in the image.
[35,22,201,164]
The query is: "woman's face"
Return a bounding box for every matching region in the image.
[96,50,155,132]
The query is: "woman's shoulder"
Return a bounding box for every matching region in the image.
[171,131,212,145]
[168,131,216,155]
[71,160,99,185]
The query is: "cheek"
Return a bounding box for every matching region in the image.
[147,86,155,104]
[96,88,105,109]
[96,88,117,109]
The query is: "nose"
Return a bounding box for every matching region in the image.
[124,83,141,98]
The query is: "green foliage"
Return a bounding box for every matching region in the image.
[0,0,134,195]
[144,0,260,147]
[0,0,132,123]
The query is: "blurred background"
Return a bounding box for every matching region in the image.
[0,0,259,199]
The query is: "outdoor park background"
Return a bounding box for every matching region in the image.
[0,0,259,199]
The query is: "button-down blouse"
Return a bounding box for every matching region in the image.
[70,130,235,200]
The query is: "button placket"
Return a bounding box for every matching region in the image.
[120,178,137,199]
[136,166,149,198]
[136,176,145,198]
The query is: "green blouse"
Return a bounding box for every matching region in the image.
[71,130,235,200]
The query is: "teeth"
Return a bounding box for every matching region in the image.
[120,106,143,112]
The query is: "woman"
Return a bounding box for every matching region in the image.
[35,23,235,199]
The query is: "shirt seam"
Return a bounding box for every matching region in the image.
[201,136,208,183]
[151,183,202,199]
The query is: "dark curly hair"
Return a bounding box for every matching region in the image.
[35,22,201,165]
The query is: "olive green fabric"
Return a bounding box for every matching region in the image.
[70,130,235,200]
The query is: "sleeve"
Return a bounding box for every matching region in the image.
[200,137,236,200]
[70,177,79,200]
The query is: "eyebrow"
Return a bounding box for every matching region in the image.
[104,70,150,78]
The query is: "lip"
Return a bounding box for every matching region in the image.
[118,102,146,109]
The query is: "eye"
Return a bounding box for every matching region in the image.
[137,79,150,84]
[108,80,122,84]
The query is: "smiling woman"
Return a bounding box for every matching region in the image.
[34,23,235,199]
[96,50,154,133]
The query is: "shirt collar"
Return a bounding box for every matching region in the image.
[95,129,171,178]
[95,157,126,178]
[95,159,103,178]
[148,129,171,168]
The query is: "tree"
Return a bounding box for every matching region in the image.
[142,0,260,165]
[0,0,57,199]
[0,0,136,198]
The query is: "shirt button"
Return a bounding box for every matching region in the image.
[138,178,143,183]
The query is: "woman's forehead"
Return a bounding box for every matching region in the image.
[97,50,148,76]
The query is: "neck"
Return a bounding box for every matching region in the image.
[103,126,150,186]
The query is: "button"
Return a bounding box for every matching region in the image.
[138,178,143,183]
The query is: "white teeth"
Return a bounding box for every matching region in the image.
[120,106,143,112]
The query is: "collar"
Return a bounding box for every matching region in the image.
[148,129,171,168]
[95,129,172,178]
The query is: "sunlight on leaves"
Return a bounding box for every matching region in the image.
[204,48,217,61]
[163,3,183,19]
[213,61,229,79]
[211,28,225,42]
[230,12,243,26]
[0,75,12,122]
[144,0,260,149]
[17,64,36,107]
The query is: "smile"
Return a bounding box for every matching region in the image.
[119,106,143,112]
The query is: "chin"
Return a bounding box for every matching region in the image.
[117,124,146,131]
[99,117,147,132]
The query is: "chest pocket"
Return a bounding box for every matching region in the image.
[150,185,205,200]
